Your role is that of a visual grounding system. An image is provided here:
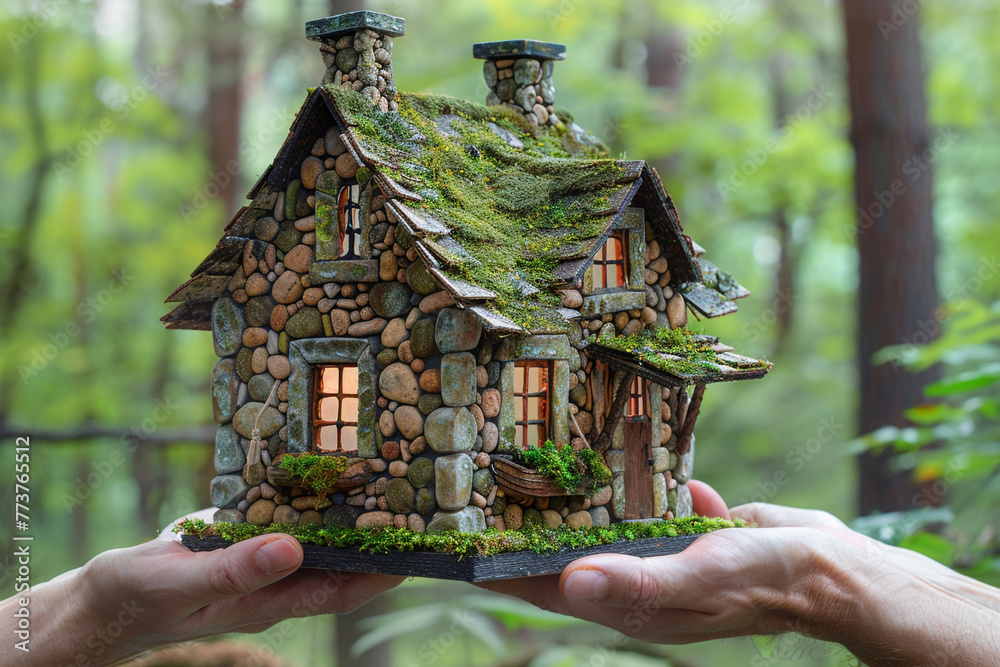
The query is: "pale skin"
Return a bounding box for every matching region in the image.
[484,481,1000,666]
[3,490,999,666]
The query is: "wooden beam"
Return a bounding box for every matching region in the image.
[592,369,634,455]
[675,384,706,456]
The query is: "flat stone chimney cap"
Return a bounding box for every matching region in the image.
[473,39,566,62]
[306,11,405,41]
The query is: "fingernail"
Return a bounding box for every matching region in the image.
[563,569,610,601]
[255,539,300,575]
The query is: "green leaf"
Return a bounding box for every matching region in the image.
[898,532,955,565]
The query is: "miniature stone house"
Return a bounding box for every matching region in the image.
[164,12,770,534]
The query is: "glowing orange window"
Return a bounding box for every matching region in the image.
[337,184,362,259]
[592,231,627,291]
[513,361,550,448]
[626,376,647,419]
[314,365,359,453]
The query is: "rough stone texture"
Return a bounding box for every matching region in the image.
[273,504,302,524]
[232,402,285,439]
[213,509,245,524]
[424,407,477,453]
[503,503,523,530]
[589,505,610,527]
[416,487,436,514]
[419,369,441,393]
[211,474,250,509]
[605,451,624,473]
[675,436,694,483]
[652,447,671,474]
[667,293,688,329]
[427,506,486,533]
[393,405,424,439]
[410,319,436,357]
[245,296,273,328]
[434,453,474,511]
[348,318,387,336]
[653,472,668,517]
[481,422,498,453]
[247,499,277,525]
[386,478,416,513]
[378,361,420,404]
[370,282,413,318]
[286,307,323,338]
[381,317,408,348]
[407,456,434,487]
[472,468,495,497]
[676,483,693,518]
[566,510,593,529]
[356,511,395,528]
[481,388,500,418]
[211,359,238,424]
[323,505,360,529]
[214,425,245,474]
[612,474,625,520]
[440,352,477,407]
[417,393,443,415]
[419,290,455,313]
[541,509,562,527]
[267,355,290,380]
[405,259,440,294]
[212,297,244,357]
[589,485,612,506]
[434,307,482,353]
[284,245,314,273]
[272,271,304,304]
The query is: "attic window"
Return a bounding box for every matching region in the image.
[338,185,362,259]
[592,231,627,291]
[513,360,551,448]
[314,364,359,453]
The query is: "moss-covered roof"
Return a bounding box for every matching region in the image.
[587,327,772,386]
[323,85,666,331]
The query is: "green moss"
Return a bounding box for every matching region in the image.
[324,85,628,331]
[277,454,352,495]
[516,440,612,494]
[177,515,748,557]
[590,327,771,380]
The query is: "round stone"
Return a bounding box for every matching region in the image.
[300,156,324,190]
[481,388,500,418]
[513,58,541,85]
[419,369,441,393]
[267,355,290,380]
[381,317,408,348]
[356,511,394,528]
[232,402,285,439]
[379,409,397,437]
[483,60,498,87]
[424,407,477,454]
[385,478,415,513]
[410,319,436,358]
[370,282,413,318]
[335,152,359,179]
[394,405,424,439]
[389,460,409,477]
[273,504,301,524]
[251,347,268,374]
[323,505,360,529]
[405,259,441,295]
[284,245,314,273]
[245,273,270,297]
[272,271,303,304]
[418,393,443,415]
[285,307,323,338]
[496,78,516,101]
[407,457,434,487]
[481,422,498,453]
[379,362,420,405]
[416,487,436,514]
[247,499,277,526]
[503,504,523,530]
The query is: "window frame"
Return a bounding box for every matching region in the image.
[625,376,648,421]
[313,364,360,454]
[580,208,647,317]
[286,338,378,456]
[337,184,363,260]
[512,360,552,448]
[591,230,628,293]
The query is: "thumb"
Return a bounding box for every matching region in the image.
[171,534,304,606]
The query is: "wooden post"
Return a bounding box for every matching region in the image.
[593,369,634,455]
[675,384,705,456]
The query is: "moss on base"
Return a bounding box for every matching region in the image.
[176,515,747,559]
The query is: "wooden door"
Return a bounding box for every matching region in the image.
[624,419,653,519]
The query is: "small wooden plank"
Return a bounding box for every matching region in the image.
[469,307,526,335]
[181,533,702,581]
[191,237,246,277]
[385,200,450,236]
[624,420,653,519]
[161,301,213,330]
[165,273,230,304]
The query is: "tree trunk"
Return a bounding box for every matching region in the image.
[205,0,245,219]
[843,0,940,515]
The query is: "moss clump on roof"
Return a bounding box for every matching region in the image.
[325,85,631,331]
[590,327,771,379]
[177,515,746,557]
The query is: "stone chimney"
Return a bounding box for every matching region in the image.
[473,39,565,128]
[306,11,405,112]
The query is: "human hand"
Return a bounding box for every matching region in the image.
[2,508,402,667]
[481,482,1000,666]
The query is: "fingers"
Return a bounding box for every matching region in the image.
[687,480,731,519]
[164,534,304,606]
[730,502,847,530]
[559,554,684,608]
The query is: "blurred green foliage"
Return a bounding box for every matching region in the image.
[1,0,998,665]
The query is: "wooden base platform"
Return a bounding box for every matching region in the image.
[181,534,701,582]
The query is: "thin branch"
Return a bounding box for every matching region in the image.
[675,384,706,456]
[593,369,634,455]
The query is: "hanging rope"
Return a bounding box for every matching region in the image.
[243,379,280,486]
